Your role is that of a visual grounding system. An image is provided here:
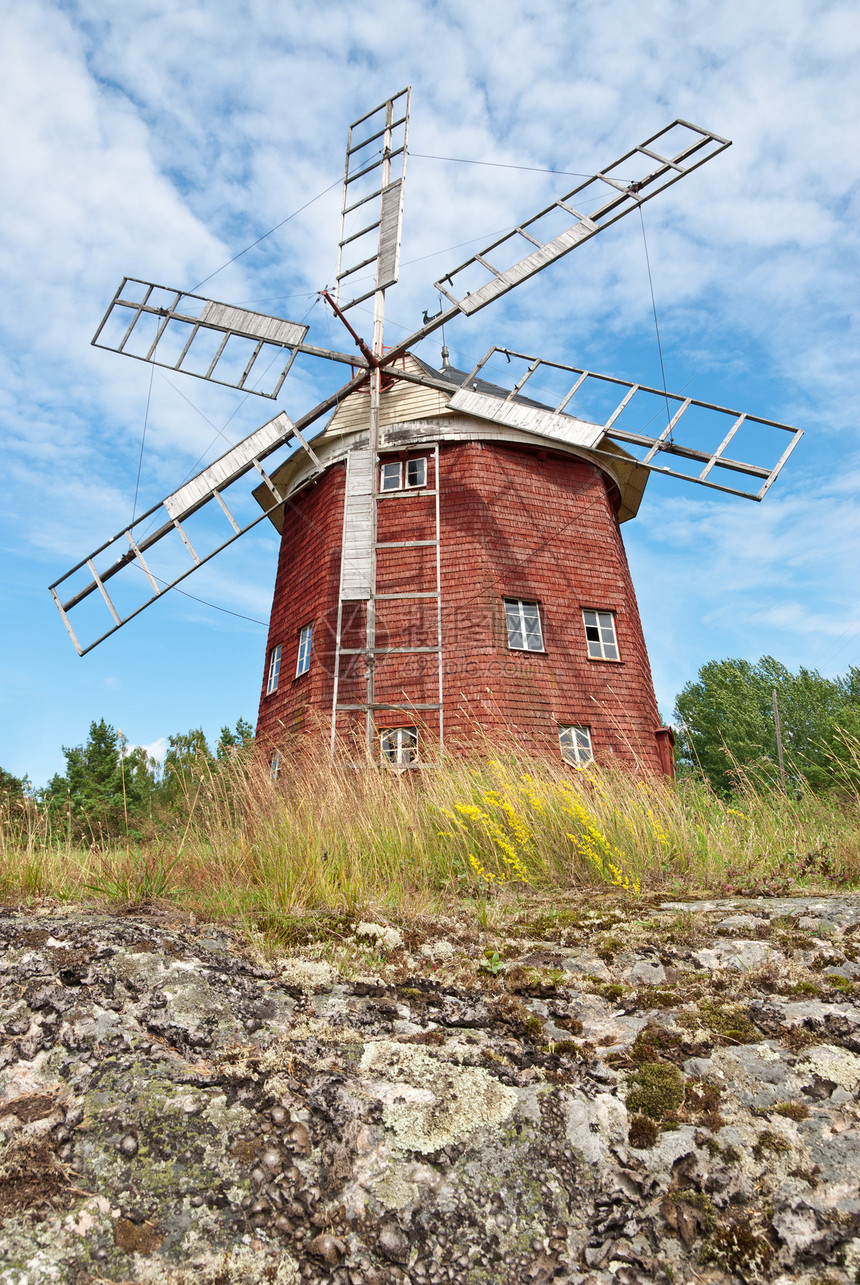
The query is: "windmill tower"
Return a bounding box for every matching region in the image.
[50,91,802,775]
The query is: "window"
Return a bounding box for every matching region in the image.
[296,624,313,677]
[405,457,426,488]
[504,599,544,651]
[380,461,401,491]
[266,644,282,694]
[583,609,619,661]
[380,726,418,767]
[559,725,593,767]
[379,457,427,491]
[270,751,281,782]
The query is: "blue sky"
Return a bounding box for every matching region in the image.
[1,0,858,785]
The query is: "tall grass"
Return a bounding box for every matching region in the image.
[2,739,858,929]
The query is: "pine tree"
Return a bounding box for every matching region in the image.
[45,719,156,838]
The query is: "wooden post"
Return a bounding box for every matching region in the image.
[364,97,395,762]
[772,688,787,794]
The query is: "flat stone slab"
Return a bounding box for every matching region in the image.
[692,939,786,970]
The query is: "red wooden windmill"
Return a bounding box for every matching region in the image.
[50,90,802,774]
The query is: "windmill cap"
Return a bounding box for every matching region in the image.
[253,351,648,527]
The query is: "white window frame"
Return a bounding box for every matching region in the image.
[270,751,281,782]
[380,461,402,491]
[504,598,544,652]
[380,726,418,767]
[379,457,427,492]
[559,725,593,767]
[405,457,427,488]
[296,624,313,677]
[583,609,620,661]
[266,644,282,694]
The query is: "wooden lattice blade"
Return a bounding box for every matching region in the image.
[448,349,802,502]
[49,411,318,655]
[446,387,605,451]
[434,120,730,316]
[92,278,364,398]
[91,278,311,398]
[334,88,410,311]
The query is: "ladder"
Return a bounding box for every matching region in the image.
[330,441,444,764]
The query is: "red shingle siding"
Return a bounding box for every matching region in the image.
[257,440,666,773]
[256,465,345,746]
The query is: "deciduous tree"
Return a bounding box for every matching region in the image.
[675,658,860,794]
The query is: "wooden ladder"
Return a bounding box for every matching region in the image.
[330,441,443,764]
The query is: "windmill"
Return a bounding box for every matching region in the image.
[50,90,802,773]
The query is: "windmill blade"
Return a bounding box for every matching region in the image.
[384,120,730,362]
[92,278,364,399]
[49,364,371,655]
[333,87,410,312]
[432,120,729,317]
[450,349,802,501]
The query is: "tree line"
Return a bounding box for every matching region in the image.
[0,718,254,841]
[674,657,859,795]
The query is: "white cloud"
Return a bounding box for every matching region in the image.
[137,736,167,764]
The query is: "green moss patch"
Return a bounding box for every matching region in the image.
[626,1062,685,1120]
[681,1078,724,1130]
[679,999,760,1044]
[627,1114,659,1149]
[775,1101,809,1121]
[751,1129,791,1161]
[700,1215,774,1279]
[629,1021,688,1067]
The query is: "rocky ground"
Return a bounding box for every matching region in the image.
[2,893,860,1284]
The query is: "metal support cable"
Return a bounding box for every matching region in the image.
[132,365,154,524]
[410,152,632,182]
[638,205,673,440]
[190,177,343,294]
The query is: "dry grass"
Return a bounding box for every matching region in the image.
[2,740,858,931]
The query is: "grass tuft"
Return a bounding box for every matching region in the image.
[2,741,859,926]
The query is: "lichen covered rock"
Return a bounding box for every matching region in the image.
[1,895,860,1283]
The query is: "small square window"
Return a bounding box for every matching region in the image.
[559,725,593,767]
[405,457,426,488]
[583,609,619,661]
[504,599,544,652]
[270,751,281,782]
[380,461,401,491]
[266,644,282,694]
[296,624,313,677]
[380,726,418,767]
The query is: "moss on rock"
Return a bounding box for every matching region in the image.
[626,1062,685,1120]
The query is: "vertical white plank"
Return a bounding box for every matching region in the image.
[340,446,374,599]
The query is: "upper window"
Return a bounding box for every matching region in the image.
[266,644,282,694]
[296,624,313,677]
[583,609,619,661]
[504,599,544,652]
[380,457,427,492]
[380,726,418,767]
[380,461,401,492]
[405,457,426,488]
[559,725,593,767]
